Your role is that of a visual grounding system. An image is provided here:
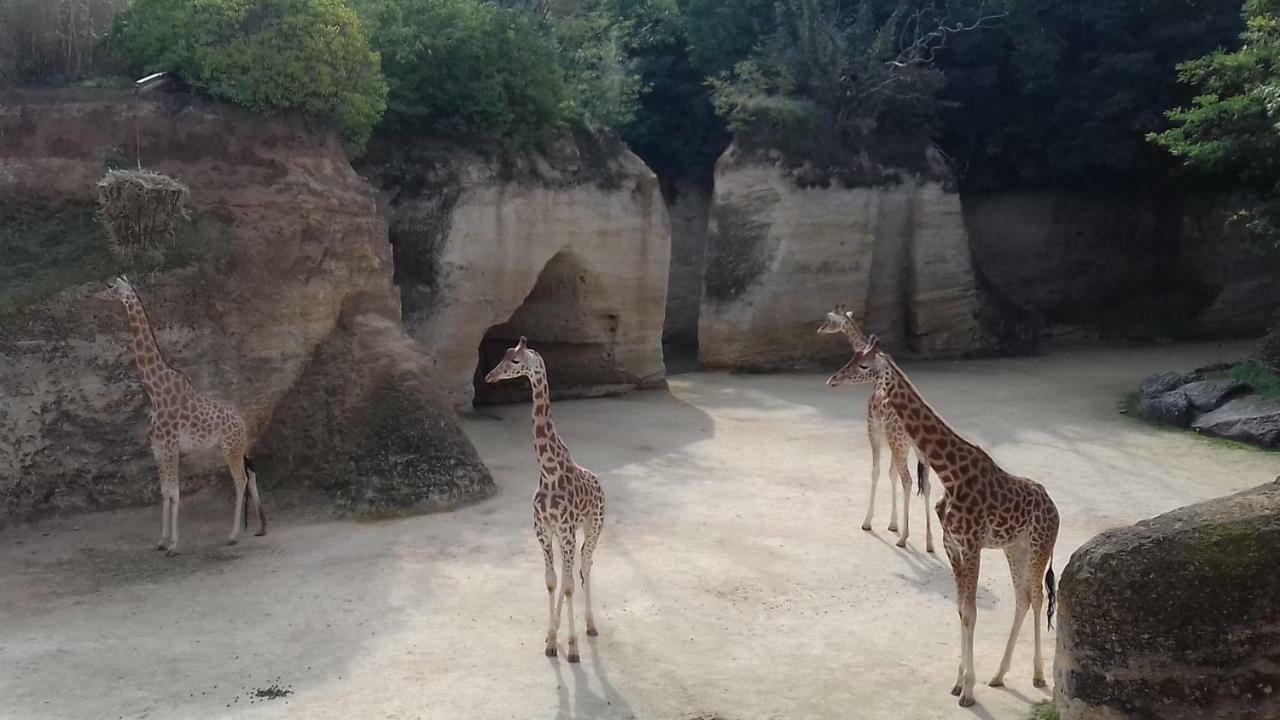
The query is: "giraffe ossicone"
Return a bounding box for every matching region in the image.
[820,304,934,552]
[485,336,606,663]
[107,275,266,556]
[844,334,1060,707]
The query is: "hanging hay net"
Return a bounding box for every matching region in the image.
[96,169,190,261]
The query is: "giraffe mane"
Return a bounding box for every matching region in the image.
[880,352,991,462]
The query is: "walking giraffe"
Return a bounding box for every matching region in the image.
[831,336,1059,706]
[485,337,605,663]
[819,305,934,552]
[107,275,265,556]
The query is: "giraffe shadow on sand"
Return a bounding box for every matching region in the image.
[866,530,999,611]
[548,638,636,720]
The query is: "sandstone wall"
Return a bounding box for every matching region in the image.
[965,191,1279,340]
[362,138,670,408]
[0,89,492,521]
[663,178,712,348]
[698,144,981,369]
[1055,479,1280,720]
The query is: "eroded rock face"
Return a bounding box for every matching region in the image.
[965,191,1279,340]
[698,144,981,369]
[361,137,670,408]
[0,89,490,520]
[1055,479,1280,720]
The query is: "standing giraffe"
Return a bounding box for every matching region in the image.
[833,336,1059,706]
[819,305,934,552]
[485,336,605,663]
[107,275,265,556]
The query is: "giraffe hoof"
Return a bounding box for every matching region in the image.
[895,539,907,548]
[586,627,598,637]
[566,653,580,664]
[1033,678,1047,689]
[888,525,899,533]
[950,684,963,697]
[958,696,975,708]
[225,539,238,546]
[927,545,936,554]
[860,523,872,532]
[988,678,1005,688]
[156,544,167,551]
[165,549,181,557]
[254,530,266,537]
[545,647,557,658]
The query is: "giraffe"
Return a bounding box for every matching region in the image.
[818,305,934,552]
[835,335,1059,707]
[484,336,605,663]
[106,275,266,556]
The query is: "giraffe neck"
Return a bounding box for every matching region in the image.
[876,355,990,491]
[120,292,180,405]
[527,362,572,471]
[841,323,866,350]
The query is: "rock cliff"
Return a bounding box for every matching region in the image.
[698,144,982,369]
[0,89,492,521]
[361,136,670,408]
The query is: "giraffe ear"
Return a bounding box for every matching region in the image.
[866,334,880,353]
[517,336,527,349]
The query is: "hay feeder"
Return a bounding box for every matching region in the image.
[95,168,190,261]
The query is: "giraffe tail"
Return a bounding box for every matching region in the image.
[1045,562,1057,630]
[916,460,927,496]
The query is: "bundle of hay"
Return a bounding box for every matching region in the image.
[96,168,190,261]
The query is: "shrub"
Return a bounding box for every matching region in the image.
[354,0,568,147]
[110,0,387,149]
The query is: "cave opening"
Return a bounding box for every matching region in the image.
[473,251,620,405]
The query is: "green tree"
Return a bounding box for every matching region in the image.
[356,0,568,147]
[111,0,388,149]
[1150,0,1280,243]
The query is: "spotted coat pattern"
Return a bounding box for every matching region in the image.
[109,276,265,556]
[819,305,934,552]
[485,338,604,663]
[844,336,1060,707]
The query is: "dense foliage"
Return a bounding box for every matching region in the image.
[110,0,387,148]
[1150,0,1280,245]
[354,0,566,146]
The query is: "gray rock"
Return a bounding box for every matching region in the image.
[1138,370,1194,399]
[1192,395,1280,448]
[1055,479,1280,720]
[1180,378,1251,412]
[1138,390,1191,427]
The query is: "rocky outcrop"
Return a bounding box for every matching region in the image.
[1055,479,1280,720]
[698,144,982,369]
[965,191,1279,341]
[0,89,491,521]
[361,136,670,408]
[1135,367,1280,448]
[663,178,712,348]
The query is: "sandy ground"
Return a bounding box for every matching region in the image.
[3,342,1278,720]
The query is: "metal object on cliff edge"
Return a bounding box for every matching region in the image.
[95,169,190,261]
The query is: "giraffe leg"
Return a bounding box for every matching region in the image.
[153,444,181,556]
[921,461,935,554]
[948,541,981,706]
[247,468,267,537]
[536,519,558,657]
[556,525,580,663]
[223,446,248,546]
[990,539,1032,687]
[892,445,911,548]
[1030,545,1054,687]
[580,512,603,637]
[886,431,899,534]
[862,424,881,531]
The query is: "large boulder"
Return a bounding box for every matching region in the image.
[1180,378,1250,413]
[1055,479,1280,720]
[0,89,489,520]
[1192,395,1280,448]
[1137,390,1192,427]
[360,135,670,408]
[698,144,982,369]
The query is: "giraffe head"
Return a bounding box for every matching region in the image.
[826,334,885,387]
[484,336,540,383]
[106,274,137,302]
[817,303,865,342]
